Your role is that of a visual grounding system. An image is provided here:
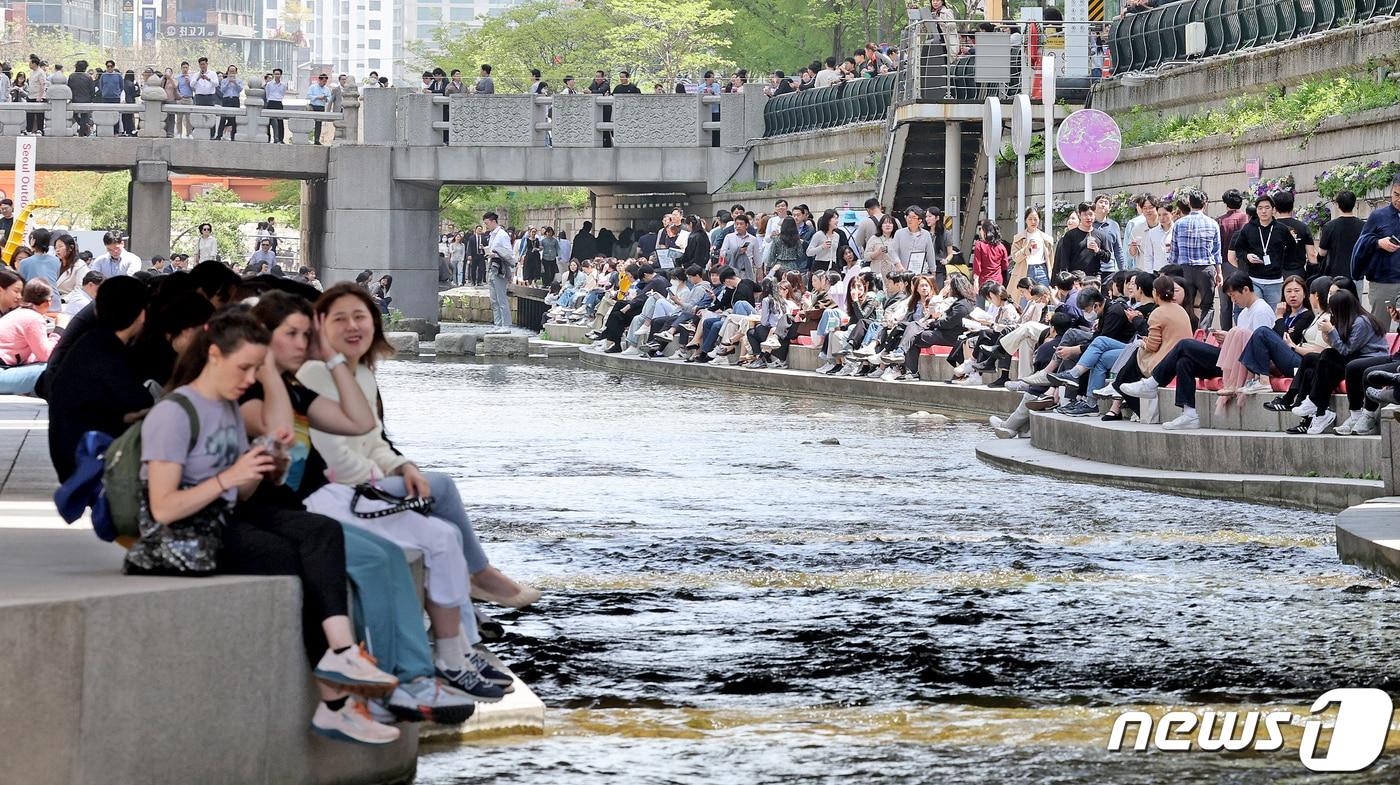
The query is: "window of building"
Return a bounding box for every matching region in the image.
[368,0,381,9]
[368,59,382,69]
[416,24,437,38]
[369,18,381,29]
[369,39,381,49]
[449,7,473,20]
[416,7,439,19]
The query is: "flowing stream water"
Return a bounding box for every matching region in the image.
[376,357,1400,784]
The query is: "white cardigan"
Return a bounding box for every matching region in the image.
[295,361,409,485]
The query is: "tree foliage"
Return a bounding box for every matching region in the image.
[417,0,918,87]
[0,29,250,78]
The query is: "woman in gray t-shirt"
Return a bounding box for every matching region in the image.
[139,308,401,745]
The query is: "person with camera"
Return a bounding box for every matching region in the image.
[482,212,516,328]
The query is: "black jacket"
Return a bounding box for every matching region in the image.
[1094,300,1138,344]
[679,231,710,270]
[47,329,153,481]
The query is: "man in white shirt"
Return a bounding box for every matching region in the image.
[814,57,842,88]
[91,232,142,277]
[265,68,288,143]
[1123,194,1157,271]
[761,198,790,262]
[719,215,758,280]
[851,197,886,250]
[484,211,516,328]
[62,270,103,317]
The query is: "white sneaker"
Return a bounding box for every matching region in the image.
[1291,398,1318,418]
[814,362,836,374]
[1092,384,1122,399]
[1020,370,1052,387]
[312,699,401,745]
[620,347,641,357]
[1004,380,1029,393]
[1120,378,1159,399]
[1334,410,1364,435]
[1162,412,1201,430]
[956,374,983,386]
[313,645,399,697]
[1239,379,1273,395]
[880,367,900,381]
[1352,410,1380,435]
[838,362,861,376]
[708,355,731,366]
[1306,409,1337,435]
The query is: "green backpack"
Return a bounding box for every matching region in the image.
[103,393,200,542]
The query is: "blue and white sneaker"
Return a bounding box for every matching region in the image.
[436,664,507,703]
[385,677,477,724]
[468,650,515,692]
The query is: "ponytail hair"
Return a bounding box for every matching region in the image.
[166,306,270,390]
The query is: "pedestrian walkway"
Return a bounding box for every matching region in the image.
[0,396,73,530]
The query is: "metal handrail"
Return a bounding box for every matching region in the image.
[1109,0,1400,75]
[762,73,899,137]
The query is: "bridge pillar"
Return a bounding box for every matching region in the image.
[321,146,440,319]
[944,120,962,242]
[128,160,171,261]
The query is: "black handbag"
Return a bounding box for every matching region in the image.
[123,495,229,577]
[351,484,435,519]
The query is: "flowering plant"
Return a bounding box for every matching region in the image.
[1295,200,1333,233]
[1251,175,1294,200]
[1316,160,1400,203]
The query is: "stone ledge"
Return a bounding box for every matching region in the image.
[978,439,1380,513]
[1336,497,1400,580]
[385,332,421,355]
[577,346,1020,417]
[1027,411,1381,479]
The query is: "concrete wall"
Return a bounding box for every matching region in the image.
[993,104,1400,230]
[0,530,417,785]
[749,122,886,182]
[1096,16,1400,116]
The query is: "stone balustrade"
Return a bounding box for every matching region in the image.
[0,73,771,150]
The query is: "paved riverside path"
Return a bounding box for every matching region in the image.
[0,396,69,530]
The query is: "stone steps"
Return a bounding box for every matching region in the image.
[1027,411,1382,479]
[1335,496,1400,579]
[978,438,1383,513]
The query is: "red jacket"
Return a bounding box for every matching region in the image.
[973,239,1009,284]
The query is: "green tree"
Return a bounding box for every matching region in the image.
[419,0,613,93]
[597,0,736,82]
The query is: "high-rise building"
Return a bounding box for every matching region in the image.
[20,0,122,47]
[299,0,402,85]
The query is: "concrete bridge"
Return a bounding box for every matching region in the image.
[0,74,762,318]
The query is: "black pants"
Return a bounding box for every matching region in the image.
[266,99,284,141]
[1355,358,1400,411]
[1113,353,1147,414]
[1150,338,1220,409]
[1181,265,1216,325]
[311,104,326,144]
[193,93,217,138]
[216,96,240,140]
[1216,262,1238,330]
[905,330,957,374]
[1308,348,1370,413]
[1283,352,1321,408]
[469,257,486,286]
[220,503,348,664]
[601,301,636,343]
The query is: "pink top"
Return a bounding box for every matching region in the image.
[0,308,57,366]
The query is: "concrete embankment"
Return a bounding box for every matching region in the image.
[0,397,543,785]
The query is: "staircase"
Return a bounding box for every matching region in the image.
[879,120,982,235]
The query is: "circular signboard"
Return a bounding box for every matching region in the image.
[1011,95,1033,157]
[1055,109,1122,175]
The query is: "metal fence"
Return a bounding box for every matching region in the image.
[1110,0,1400,74]
[762,73,898,137]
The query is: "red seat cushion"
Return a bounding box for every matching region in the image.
[919,346,952,357]
[795,335,814,346]
[1270,377,1290,392]
[1199,378,1223,391]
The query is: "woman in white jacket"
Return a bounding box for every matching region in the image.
[296,283,539,613]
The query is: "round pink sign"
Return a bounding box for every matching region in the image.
[1055,109,1122,175]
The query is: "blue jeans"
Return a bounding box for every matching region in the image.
[1254,281,1282,310]
[700,301,754,352]
[344,526,434,682]
[0,363,45,395]
[1079,336,1125,393]
[583,289,605,314]
[1239,326,1300,376]
[1027,264,1050,287]
[489,274,511,327]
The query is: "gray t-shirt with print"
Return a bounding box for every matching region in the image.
[141,385,248,504]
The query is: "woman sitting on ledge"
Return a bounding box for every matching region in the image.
[0,279,59,395]
[951,280,1021,387]
[872,274,938,380]
[1286,289,1388,435]
[138,308,401,745]
[823,272,880,376]
[243,291,492,720]
[897,272,976,382]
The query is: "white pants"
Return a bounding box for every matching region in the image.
[1000,321,1049,378]
[304,483,480,644]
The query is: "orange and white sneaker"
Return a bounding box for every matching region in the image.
[312,699,401,745]
[314,644,399,697]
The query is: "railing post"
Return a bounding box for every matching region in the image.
[45,73,73,137]
[138,74,166,139]
[340,83,360,144]
[244,83,267,144]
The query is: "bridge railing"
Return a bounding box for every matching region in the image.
[0,73,355,144]
[364,88,770,149]
[762,73,898,137]
[893,19,1109,108]
[1109,0,1399,75]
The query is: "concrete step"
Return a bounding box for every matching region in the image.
[1027,411,1382,480]
[978,438,1383,513]
[1335,497,1400,580]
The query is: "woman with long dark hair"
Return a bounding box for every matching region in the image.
[1288,289,1388,434]
[764,217,805,275]
[145,307,400,743]
[53,234,88,302]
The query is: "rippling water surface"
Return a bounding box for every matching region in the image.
[376,357,1400,784]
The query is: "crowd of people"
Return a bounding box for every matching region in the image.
[28,253,540,746]
[544,174,1400,438]
[1,54,350,142]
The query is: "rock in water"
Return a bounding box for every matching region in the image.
[820,438,841,445]
[907,411,950,423]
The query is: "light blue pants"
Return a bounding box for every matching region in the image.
[489,275,511,327]
[344,525,434,682]
[0,363,45,395]
[374,471,489,645]
[1079,336,1126,394]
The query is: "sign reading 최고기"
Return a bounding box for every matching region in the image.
[163,23,218,38]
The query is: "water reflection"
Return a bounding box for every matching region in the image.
[377,358,1398,784]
